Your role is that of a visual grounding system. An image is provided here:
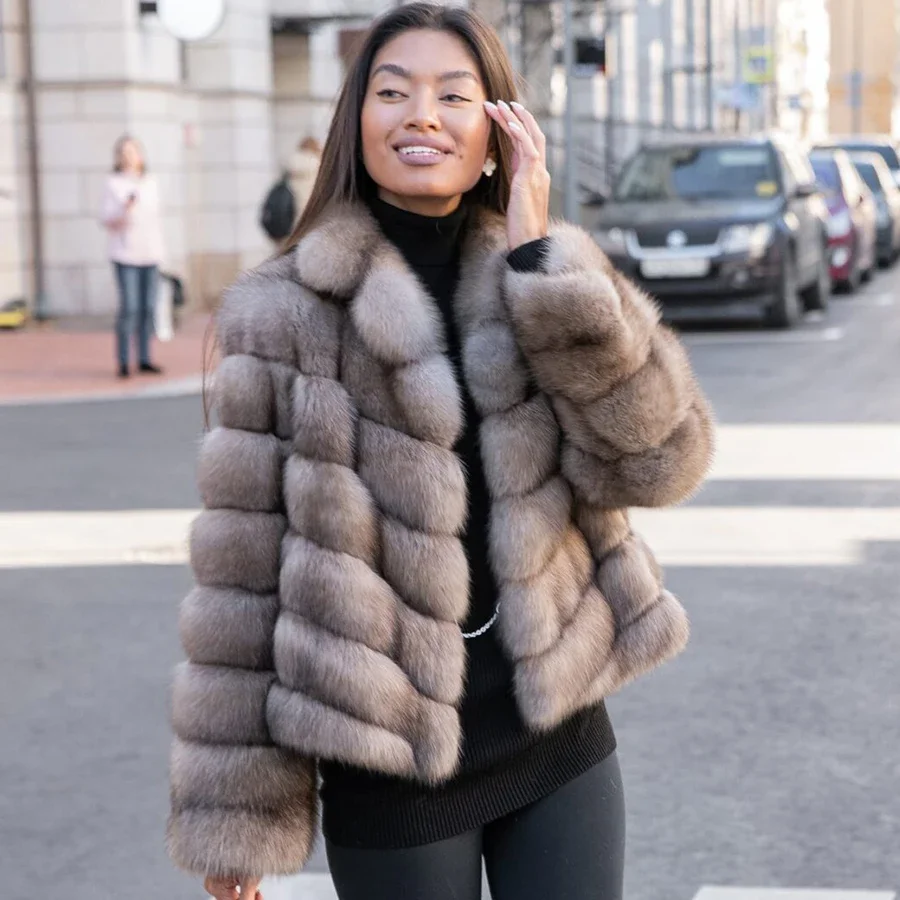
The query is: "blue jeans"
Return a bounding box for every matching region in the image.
[114,263,158,369]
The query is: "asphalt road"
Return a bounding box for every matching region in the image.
[1,271,899,900]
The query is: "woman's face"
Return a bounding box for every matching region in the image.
[120,140,143,173]
[361,29,492,217]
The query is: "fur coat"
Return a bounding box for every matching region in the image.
[167,203,715,879]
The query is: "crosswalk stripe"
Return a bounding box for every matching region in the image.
[2,506,900,569]
[709,425,900,481]
[684,326,845,346]
[630,506,900,566]
[260,872,495,899]
[249,878,900,900]
[694,889,895,900]
[0,509,193,568]
[260,874,336,900]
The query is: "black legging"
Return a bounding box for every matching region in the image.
[326,753,625,900]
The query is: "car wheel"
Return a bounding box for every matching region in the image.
[840,254,862,293]
[767,256,802,328]
[803,250,831,312]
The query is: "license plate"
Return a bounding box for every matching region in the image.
[640,257,710,279]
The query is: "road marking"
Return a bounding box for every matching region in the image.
[684,326,844,346]
[258,879,897,900]
[2,507,900,569]
[694,889,895,900]
[3,424,900,569]
[261,872,494,899]
[0,510,194,568]
[630,507,900,566]
[852,292,895,308]
[710,424,900,481]
[260,874,336,900]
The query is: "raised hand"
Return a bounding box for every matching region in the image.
[203,875,263,900]
[484,99,551,251]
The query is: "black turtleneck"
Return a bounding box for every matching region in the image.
[319,198,616,850]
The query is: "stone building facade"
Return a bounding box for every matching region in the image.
[0,0,845,318]
[0,0,389,317]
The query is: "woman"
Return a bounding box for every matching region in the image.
[100,135,165,378]
[167,5,714,900]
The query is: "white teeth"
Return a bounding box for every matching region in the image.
[398,146,443,156]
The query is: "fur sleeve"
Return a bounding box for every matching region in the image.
[505,222,715,508]
[166,300,318,880]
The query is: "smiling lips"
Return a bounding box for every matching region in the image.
[395,141,450,166]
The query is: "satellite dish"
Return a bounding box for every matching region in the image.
[145,0,225,42]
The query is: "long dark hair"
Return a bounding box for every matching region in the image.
[281,2,518,252]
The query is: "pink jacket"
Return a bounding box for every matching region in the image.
[101,173,165,267]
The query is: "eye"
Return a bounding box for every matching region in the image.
[376,89,405,99]
[442,93,470,103]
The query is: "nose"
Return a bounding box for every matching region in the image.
[405,88,441,132]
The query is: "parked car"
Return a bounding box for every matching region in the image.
[591,135,830,328]
[814,135,900,189]
[808,149,877,292]
[845,151,900,267]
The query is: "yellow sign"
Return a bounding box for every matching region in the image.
[743,46,774,85]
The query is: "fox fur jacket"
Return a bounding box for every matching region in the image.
[166,202,715,879]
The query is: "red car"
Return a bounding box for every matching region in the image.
[809,149,878,292]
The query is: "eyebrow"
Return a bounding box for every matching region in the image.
[371,63,480,84]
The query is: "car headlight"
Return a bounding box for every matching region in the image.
[595,226,628,254]
[827,209,853,238]
[720,222,774,256]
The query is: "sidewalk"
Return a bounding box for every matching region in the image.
[0,314,213,405]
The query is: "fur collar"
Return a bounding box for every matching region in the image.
[293,201,508,297]
[291,202,509,365]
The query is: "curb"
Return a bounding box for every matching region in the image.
[0,375,204,408]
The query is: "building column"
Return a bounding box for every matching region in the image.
[1,0,26,309]
[185,0,275,309]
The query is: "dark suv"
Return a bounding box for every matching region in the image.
[591,135,831,327]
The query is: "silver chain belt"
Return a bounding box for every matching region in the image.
[461,602,501,639]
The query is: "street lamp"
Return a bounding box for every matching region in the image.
[138,0,225,42]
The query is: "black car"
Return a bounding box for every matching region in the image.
[591,135,831,327]
[845,151,900,266]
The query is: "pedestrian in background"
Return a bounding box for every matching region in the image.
[287,135,322,221]
[100,135,165,378]
[259,137,322,244]
[167,5,714,900]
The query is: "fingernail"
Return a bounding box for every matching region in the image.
[510,101,525,110]
[497,99,511,110]
[508,121,521,130]
[484,101,497,110]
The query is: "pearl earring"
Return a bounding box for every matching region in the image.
[482,158,497,177]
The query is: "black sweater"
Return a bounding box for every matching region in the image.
[319,199,616,849]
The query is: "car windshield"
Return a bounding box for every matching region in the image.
[613,145,780,202]
[810,156,841,196]
[854,161,883,194]
[823,143,900,171]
